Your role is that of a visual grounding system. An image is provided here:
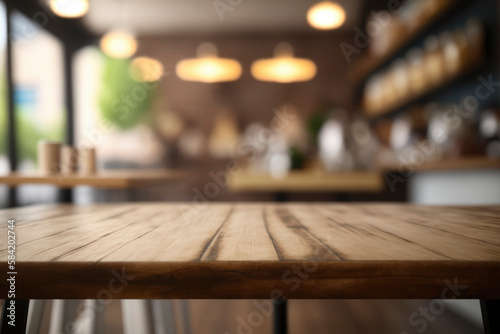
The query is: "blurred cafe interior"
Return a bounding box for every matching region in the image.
[0,0,500,333]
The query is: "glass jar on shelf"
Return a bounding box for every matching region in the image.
[464,18,484,66]
[406,48,426,95]
[423,35,444,86]
[390,58,409,103]
[440,31,461,78]
[453,29,469,72]
[364,74,384,113]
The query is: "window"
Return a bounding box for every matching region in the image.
[0,2,8,207]
[11,10,65,204]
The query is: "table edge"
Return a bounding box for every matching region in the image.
[4,260,499,299]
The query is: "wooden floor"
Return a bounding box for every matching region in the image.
[189,300,483,334]
[3,299,483,333]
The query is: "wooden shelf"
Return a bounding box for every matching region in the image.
[349,0,470,84]
[0,169,184,189]
[229,157,500,194]
[228,170,384,193]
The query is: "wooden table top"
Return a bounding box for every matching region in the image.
[0,169,184,189]
[1,203,499,299]
[228,170,384,192]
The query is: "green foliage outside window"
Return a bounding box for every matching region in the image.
[15,110,64,163]
[98,54,157,130]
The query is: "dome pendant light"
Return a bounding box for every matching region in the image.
[100,30,137,59]
[175,43,242,83]
[307,1,346,30]
[100,0,138,59]
[129,56,164,82]
[251,42,317,83]
[50,0,89,18]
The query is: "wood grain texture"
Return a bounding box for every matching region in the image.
[0,169,184,189]
[0,203,499,299]
[228,171,384,192]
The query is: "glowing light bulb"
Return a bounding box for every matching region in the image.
[307,1,346,30]
[100,30,137,59]
[50,0,89,18]
[175,43,242,83]
[251,43,317,83]
[129,57,164,82]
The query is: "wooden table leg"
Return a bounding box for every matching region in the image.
[273,300,287,334]
[0,299,29,334]
[481,299,500,334]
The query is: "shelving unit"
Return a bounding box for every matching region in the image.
[349,0,500,173]
[349,0,471,84]
[365,61,484,120]
[352,0,498,118]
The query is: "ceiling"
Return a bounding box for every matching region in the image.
[82,0,362,35]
